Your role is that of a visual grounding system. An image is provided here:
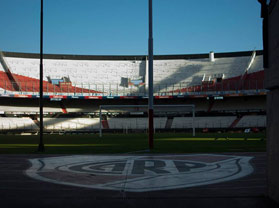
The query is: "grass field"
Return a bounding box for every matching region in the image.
[0,132,266,154]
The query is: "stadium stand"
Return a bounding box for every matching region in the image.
[235,115,266,128]
[0,50,264,96]
[0,50,266,133]
[172,116,236,129]
[108,117,167,130]
[41,118,100,131]
[0,117,38,131]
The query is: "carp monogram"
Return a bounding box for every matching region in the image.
[26,154,254,192]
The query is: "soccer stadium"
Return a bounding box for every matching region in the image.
[0,48,270,207]
[0,50,266,134]
[1,0,279,207]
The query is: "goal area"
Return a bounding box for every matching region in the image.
[99,105,195,137]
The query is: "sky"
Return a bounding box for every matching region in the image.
[0,0,263,55]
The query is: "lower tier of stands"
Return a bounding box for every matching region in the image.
[0,117,38,130]
[0,115,266,132]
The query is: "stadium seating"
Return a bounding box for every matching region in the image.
[0,52,264,96]
[41,118,100,131]
[108,117,167,130]
[235,115,266,128]
[35,117,167,131]
[172,116,237,129]
[0,117,38,130]
[0,51,266,134]
[0,115,266,132]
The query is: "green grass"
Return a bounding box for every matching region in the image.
[0,132,266,154]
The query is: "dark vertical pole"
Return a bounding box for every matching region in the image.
[38,0,45,152]
[258,0,269,68]
[262,3,269,69]
[148,0,154,149]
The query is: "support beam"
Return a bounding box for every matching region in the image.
[38,0,44,152]
[148,0,154,150]
[99,106,102,137]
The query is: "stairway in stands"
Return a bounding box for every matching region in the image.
[0,52,20,91]
[102,120,110,129]
[60,101,68,114]
[207,100,215,112]
[165,117,173,129]
[229,115,243,128]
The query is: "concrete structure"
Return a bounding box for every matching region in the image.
[261,0,279,204]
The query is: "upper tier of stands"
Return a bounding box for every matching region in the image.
[0,51,264,96]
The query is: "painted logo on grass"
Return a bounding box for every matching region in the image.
[26,154,253,192]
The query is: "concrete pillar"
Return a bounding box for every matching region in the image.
[267,89,279,203]
[264,0,279,203]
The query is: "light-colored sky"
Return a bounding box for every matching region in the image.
[0,0,263,55]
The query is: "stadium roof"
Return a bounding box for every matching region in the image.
[3,50,263,61]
